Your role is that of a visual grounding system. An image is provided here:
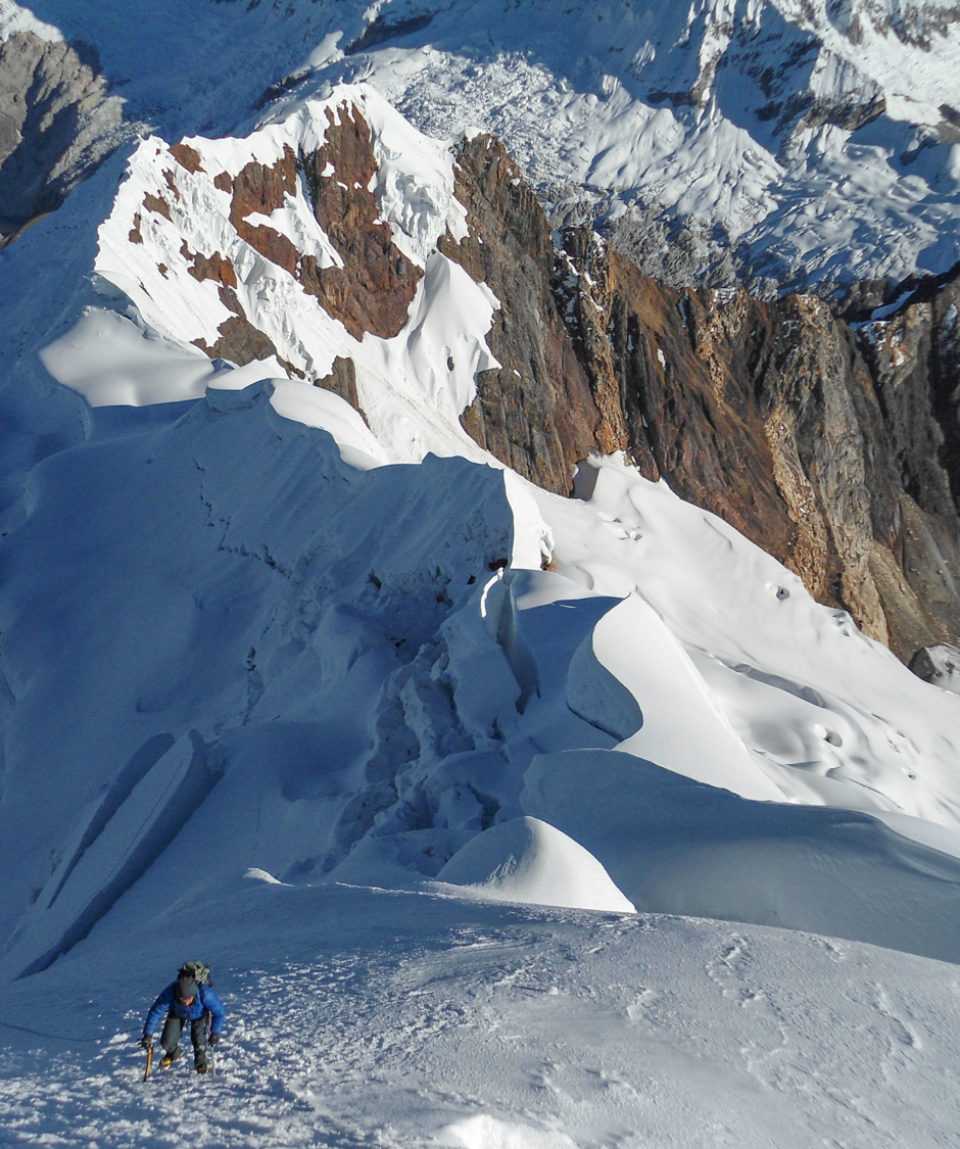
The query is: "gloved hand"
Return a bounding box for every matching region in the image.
[209,1033,220,1046]
[140,1035,154,1050]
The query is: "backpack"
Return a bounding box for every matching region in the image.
[178,960,212,986]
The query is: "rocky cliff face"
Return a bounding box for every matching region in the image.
[0,30,123,242]
[438,135,622,494]
[432,134,960,663]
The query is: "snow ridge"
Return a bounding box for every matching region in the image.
[3,7,960,1144]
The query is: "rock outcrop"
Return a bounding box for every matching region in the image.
[0,30,123,242]
[438,135,619,494]
[300,105,422,340]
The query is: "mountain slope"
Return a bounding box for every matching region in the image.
[11,75,959,660]
[2,6,960,1146]
[320,0,960,300]
[6,0,960,297]
[7,3,960,661]
[3,82,960,985]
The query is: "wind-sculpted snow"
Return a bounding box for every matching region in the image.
[15,732,222,979]
[436,816,636,913]
[0,381,526,978]
[523,749,960,963]
[541,454,960,833]
[2,374,959,979]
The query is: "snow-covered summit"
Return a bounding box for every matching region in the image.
[83,85,496,464]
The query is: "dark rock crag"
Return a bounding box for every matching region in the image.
[438,135,620,494]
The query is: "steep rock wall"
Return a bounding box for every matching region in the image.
[319,121,960,664]
[555,232,960,662]
[438,135,620,494]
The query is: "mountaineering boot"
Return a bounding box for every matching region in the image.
[160,1047,182,1069]
[195,1051,208,1074]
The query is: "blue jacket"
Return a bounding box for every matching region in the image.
[144,982,226,1037]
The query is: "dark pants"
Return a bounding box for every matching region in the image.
[161,1012,209,1069]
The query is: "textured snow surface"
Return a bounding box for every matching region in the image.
[2,885,960,1148]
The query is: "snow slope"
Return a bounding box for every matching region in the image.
[3,883,960,1148]
[312,0,960,294]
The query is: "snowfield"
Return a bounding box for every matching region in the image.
[3,883,960,1148]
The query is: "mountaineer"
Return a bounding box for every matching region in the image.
[140,961,225,1075]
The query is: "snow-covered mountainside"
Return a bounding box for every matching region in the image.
[6,0,960,298]
[316,0,960,300]
[3,3,960,1145]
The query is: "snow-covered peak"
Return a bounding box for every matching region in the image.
[6,60,959,936]
[59,85,495,465]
